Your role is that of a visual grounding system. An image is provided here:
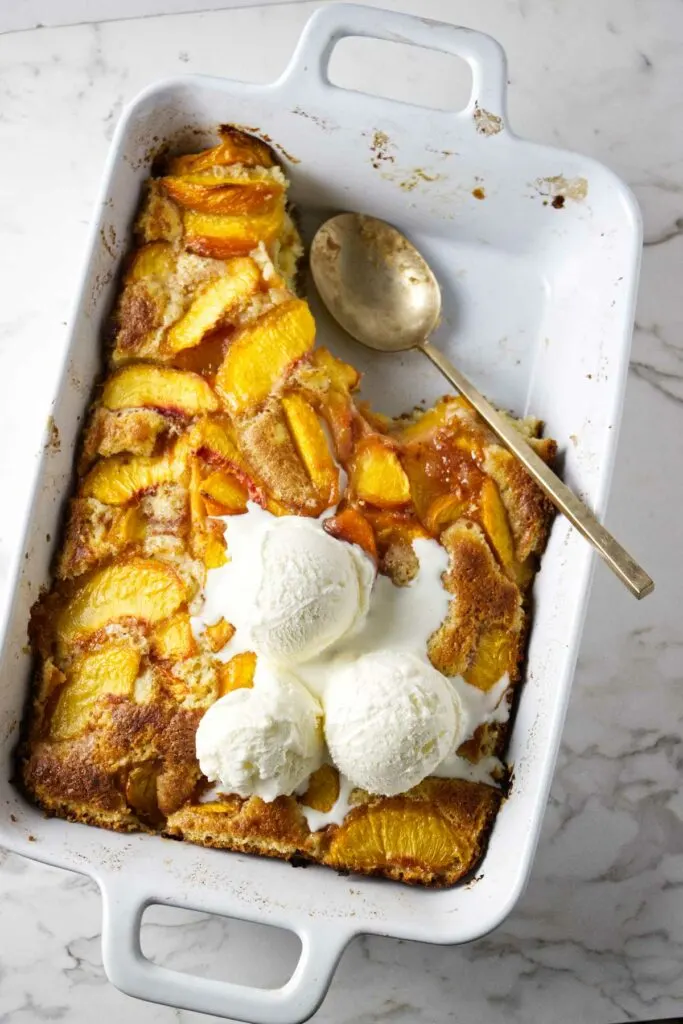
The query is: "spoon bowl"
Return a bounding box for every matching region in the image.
[310,214,440,353]
[310,212,653,600]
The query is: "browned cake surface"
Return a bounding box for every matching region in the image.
[19,127,556,887]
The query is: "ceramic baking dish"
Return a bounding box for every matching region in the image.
[0,5,641,1022]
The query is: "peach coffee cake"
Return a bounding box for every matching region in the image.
[19,127,556,887]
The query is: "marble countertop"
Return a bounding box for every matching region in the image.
[1,1,682,1021]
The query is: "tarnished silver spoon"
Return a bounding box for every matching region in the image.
[310,213,653,599]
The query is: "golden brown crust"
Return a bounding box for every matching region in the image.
[165,778,500,887]
[24,736,130,816]
[429,520,522,679]
[19,128,556,888]
[57,499,134,579]
[80,406,176,469]
[236,399,321,514]
[114,281,167,361]
[483,443,556,561]
[139,484,190,537]
[379,538,419,586]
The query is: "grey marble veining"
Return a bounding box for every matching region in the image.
[0,1,681,1021]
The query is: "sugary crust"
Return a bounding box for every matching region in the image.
[164,779,501,888]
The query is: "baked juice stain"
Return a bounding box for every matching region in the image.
[45,416,61,453]
[472,187,486,200]
[291,107,337,133]
[368,130,395,170]
[535,175,589,204]
[100,224,118,260]
[399,169,442,192]
[473,103,503,136]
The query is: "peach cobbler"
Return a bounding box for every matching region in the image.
[19,127,556,886]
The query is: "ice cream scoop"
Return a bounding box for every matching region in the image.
[196,659,323,802]
[199,504,375,665]
[323,650,464,796]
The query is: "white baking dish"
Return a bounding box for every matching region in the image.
[0,5,641,1022]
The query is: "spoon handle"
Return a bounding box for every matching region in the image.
[419,341,654,600]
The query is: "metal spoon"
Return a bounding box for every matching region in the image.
[310,213,653,600]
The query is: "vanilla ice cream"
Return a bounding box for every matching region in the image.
[198,504,375,665]
[195,504,511,813]
[324,650,465,796]
[196,659,324,801]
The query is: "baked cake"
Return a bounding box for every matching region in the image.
[19,127,556,887]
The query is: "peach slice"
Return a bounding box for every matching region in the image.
[311,347,361,392]
[203,518,228,569]
[188,457,227,568]
[190,417,241,464]
[236,402,321,515]
[190,418,262,503]
[172,328,231,377]
[172,169,276,187]
[393,397,468,444]
[202,496,234,518]
[281,392,339,507]
[200,470,248,515]
[57,501,144,580]
[50,641,141,740]
[102,365,218,416]
[125,241,177,284]
[301,764,340,814]
[166,258,261,353]
[478,478,515,570]
[323,507,378,562]
[184,206,285,259]
[477,478,535,587]
[204,617,235,653]
[215,299,315,416]
[325,803,457,872]
[318,388,354,462]
[365,510,431,554]
[168,128,275,174]
[464,627,515,691]
[394,446,439,524]
[350,437,411,508]
[151,612,197,661]
[110,505,146,545]
[161,177,283,216]
[423,493,467,536]
[266,497,293,517]
[81,446,186,506]
[218,651,256,695]
[125,763,161,823]
[482,445,555,562]
[204,534,228,569]
[402,435,485,527]
[57,559,186,643]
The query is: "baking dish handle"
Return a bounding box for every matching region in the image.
[278,2,508,125]
[100,875,353,1023]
